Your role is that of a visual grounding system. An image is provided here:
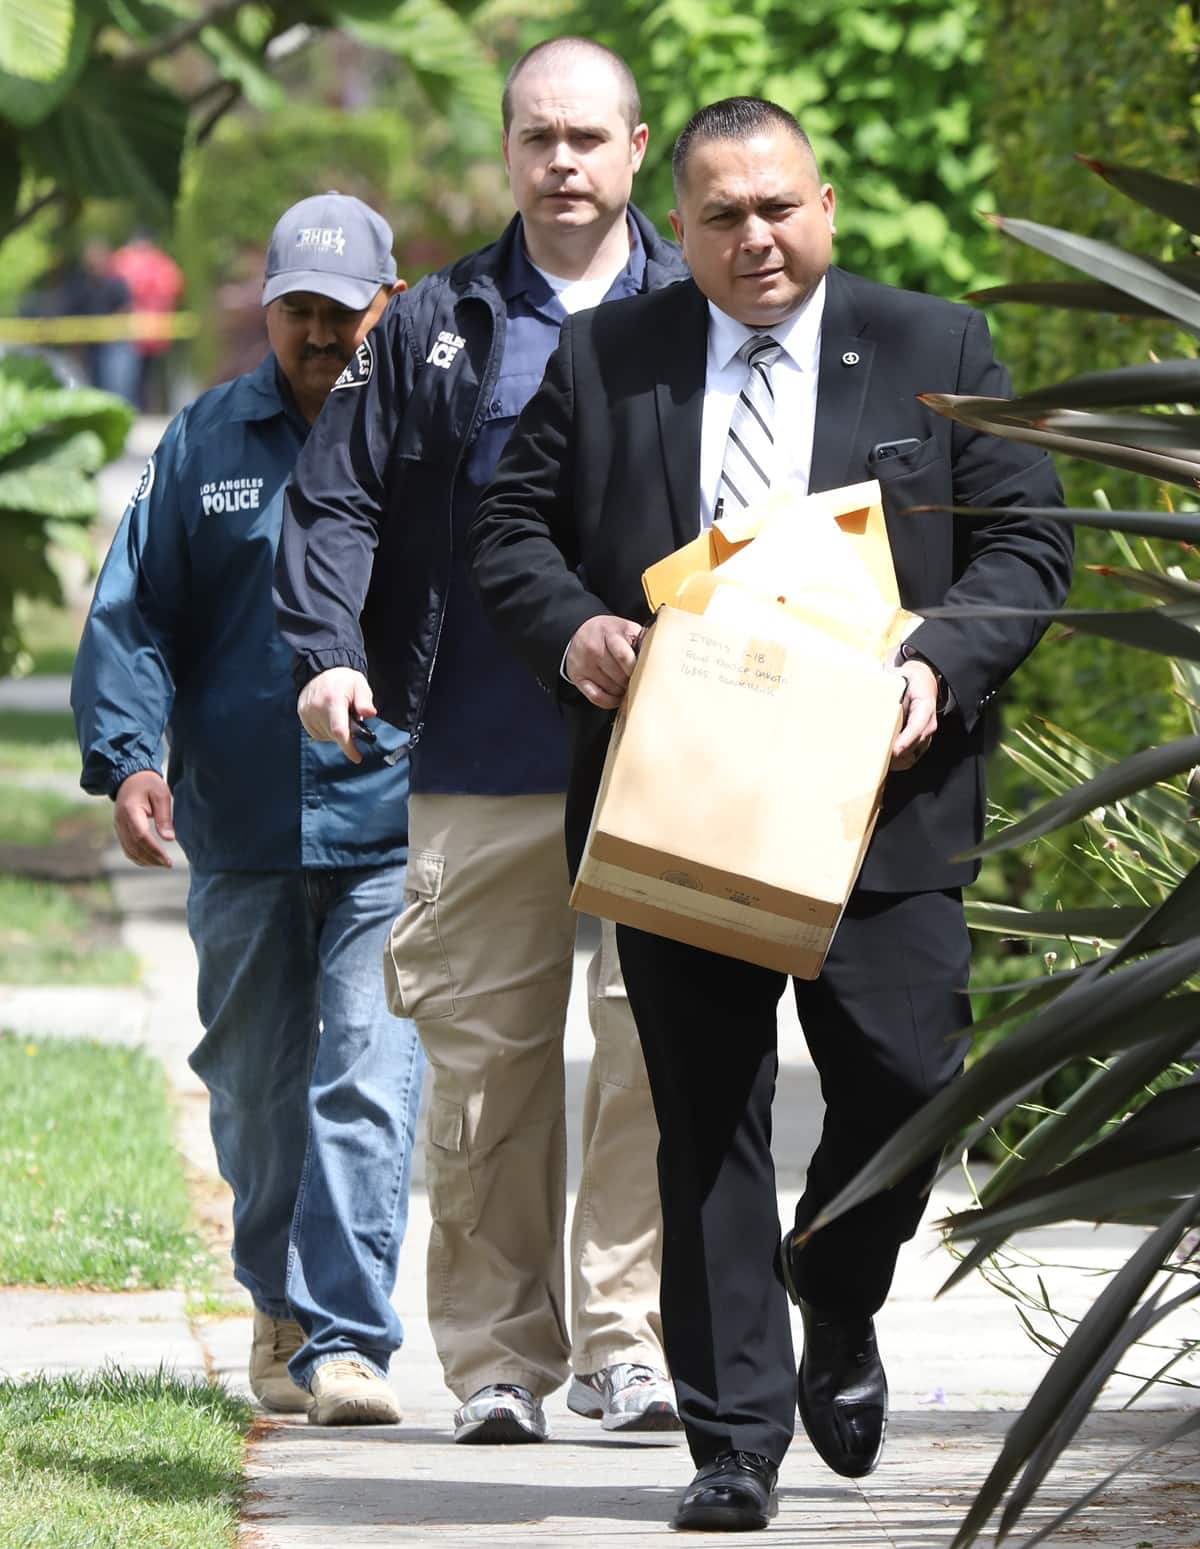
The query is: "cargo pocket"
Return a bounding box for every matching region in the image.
[383,849,455,1020]
[426,1094,476,1222]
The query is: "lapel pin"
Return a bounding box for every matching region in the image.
[842,350,860,366]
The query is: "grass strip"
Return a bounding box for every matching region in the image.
[0,875,138,985]
[17,598,83,678]
[0,709,83,776]
[0,782,110,847]
[0,1367,251,1549]
[0,1034,212,1289]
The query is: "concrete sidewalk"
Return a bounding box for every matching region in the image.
[1,846,1198,1545]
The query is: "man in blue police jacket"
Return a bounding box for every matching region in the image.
[72,193,420,1427]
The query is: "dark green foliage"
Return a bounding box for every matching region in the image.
[967,3,1200,1125]
[564,0,998,299]
[0,352,131,677]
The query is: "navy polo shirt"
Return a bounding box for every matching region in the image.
[410,219,647,795]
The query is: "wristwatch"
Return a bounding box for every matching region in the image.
[899,640,951,713]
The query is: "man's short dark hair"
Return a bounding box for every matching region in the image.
[501,37,641,133]
[672,97,816,199]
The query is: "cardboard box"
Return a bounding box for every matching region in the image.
[570,481,911,977]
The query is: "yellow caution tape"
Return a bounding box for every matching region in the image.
[0,311,201,344]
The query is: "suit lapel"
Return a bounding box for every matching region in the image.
[654,280,709,546]
[809,267,874,494]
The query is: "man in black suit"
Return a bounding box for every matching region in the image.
[469,97,1072,1531]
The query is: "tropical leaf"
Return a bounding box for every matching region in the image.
[918,394,1200,489]
[945,1080,1200,1235]
[1035,411,1200,452]
[1076,155,1200,236]
[0,463,96,520]
[0,2,91,129]
[906,502,1200,544]
[0,512,65,601]
[945,1191,1200,1549]
[0,127,18,230]
[345,0,502,149]
[938,1022,1200,1295]
[30,52,188,214]
[2,426,106,476]
[0,388,131,467]
[0,0,72,82]
[996,1279,1200,1544]
[1087,564,1200,604]
[965,973,1077,1037]
[0,353,61,390]
[922,599,1200,664]
[963,735,1200,857]
[804,950,1200,1240]
[199,25,285,113]
[950,359,1200,412]
[985,214,1200,333]
[962,901,1147,941]
[944,1149,1200,1239]
[965,279,1178,320]
[998,731,1193,865]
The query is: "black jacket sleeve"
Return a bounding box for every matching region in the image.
[273,301,413,686]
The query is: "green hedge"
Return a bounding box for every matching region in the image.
[566,0,999,299]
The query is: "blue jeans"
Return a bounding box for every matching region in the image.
[186,865,425,1387]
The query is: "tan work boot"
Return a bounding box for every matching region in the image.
[308,1358,402,1426]
[248,1310,309,1413]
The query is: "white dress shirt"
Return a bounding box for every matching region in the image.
[698,276,826,530]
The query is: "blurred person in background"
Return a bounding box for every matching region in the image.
[21,238,139,401]
[108,230,185,410]
[275,38,687,1445]
[71,193,422,1429]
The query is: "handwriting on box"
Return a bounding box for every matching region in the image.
[682,630,790,696]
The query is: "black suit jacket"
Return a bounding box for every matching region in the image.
[468,268,1073,891]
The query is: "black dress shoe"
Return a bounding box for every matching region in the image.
[671,1450,779,1532]
[795,1299,888,1478]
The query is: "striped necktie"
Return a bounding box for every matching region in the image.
[719,333,783,512]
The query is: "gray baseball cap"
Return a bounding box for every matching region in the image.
[261,191,397,309]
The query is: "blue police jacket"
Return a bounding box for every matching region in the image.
[72,354,409,872]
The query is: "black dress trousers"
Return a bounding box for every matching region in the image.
[616,888,972,1468]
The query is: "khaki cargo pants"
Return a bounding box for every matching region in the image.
[385,791,666,1402]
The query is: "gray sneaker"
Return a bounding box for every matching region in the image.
[453,1382,548,1444]
[568,1363,682,1433]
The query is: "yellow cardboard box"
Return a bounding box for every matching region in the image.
[570,481,911,977]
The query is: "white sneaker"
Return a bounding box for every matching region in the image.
[453,1383,548,1444]
[568,1363,682,1433]
[307,1359,401,1426]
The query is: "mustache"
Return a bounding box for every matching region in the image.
[300,343,348,362]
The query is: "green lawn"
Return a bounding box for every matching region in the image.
[0,1369,251,1549]
[17,598,83,677]
[0,709,81,776]
[0,1034,212,1289]
[0,782,110,847]
[0,874,138,985]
